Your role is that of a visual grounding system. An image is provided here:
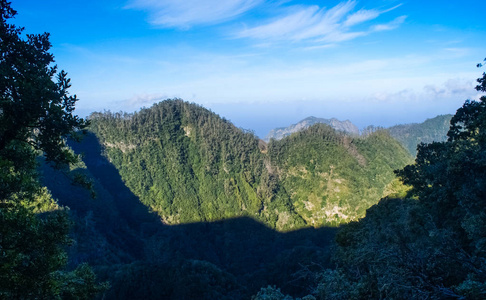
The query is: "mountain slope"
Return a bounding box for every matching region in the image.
[268,124,413,226]
[387,114,452,155]
[39,99,416,298]
[40,147,337,298]
[88,99,305,231]
[265,116,359,141]
[88,100,412,228]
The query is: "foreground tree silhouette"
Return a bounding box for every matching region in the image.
[0,1,106,298]
[307,60,486,300]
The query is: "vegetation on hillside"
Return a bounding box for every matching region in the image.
[256,59,486,299]
[387,114,452,155]
[268,124,412,226]
[88,100,305,230]
[88,100,412,230]
[41,144,337,299]
[5,2,483,299]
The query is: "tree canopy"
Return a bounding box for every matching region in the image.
[0,1,105,298]
[304,60,486,299]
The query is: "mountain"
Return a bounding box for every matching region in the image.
[268,114,452,156]
[268,124,412,226]
[264,116,359,141]
[39,99,415,298]
[386,114,452,155]
[87,99,412,229]
[88,100,305,231]
[40,146,337,299]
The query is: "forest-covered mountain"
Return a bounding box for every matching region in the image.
[86,100,412,229]
[88,100,304,231]
[267,124,411,226]
[387,114,452,155]
[36,99,412,298]
[4,2,485,298]
[265,116,360,141]
[35,92,486,299]
[266,114,452,156]
[40,134,337,299]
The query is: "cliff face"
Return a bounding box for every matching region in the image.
[264,116,359,141]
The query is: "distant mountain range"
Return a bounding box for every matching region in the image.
[265,114,453,156]
[386,114,452,155]
[264,116,359,141]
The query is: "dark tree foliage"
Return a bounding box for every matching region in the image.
[0,0,87,202]
[0,2,86,164]
[0,1,105,298]
[308,61,486,299]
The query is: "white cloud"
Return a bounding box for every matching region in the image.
[423,78,476,99]
[344,9,380,27]
[126,0,262,28]
[236,1,404,44]
[371,15,407,32]
[344,4,402,27]
[237,2,356,41]
[367,77,477,105]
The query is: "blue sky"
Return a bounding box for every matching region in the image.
[11,0,486,137]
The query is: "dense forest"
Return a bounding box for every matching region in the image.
[40,131,337,299]
[2,1,486,299]
[387,114,452,155]
[87,100,412,229]
[40,91,484,299]
[267,124,412,226]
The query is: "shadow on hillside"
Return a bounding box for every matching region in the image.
[68,133,161,233]
[43,133,338,298]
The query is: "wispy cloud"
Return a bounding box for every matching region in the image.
[344,4,401,27]
[368,77,477,105]
[237,1,404,44]
[344,8,380,27]
[371,15,406,32]
[126,0,263,28]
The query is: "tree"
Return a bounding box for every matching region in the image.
[308,60,486,299]
[0,1,106,298]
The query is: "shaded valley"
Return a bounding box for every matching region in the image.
[39,99,417,298]
[41,130,337,299]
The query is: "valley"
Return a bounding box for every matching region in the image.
[2,1,484,298]
[39,99,452,298]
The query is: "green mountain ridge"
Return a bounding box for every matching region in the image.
[268,124,412,226]
[38,99,414,298]
[37,99,477,299]
[266,114,452,157]
[386,114,452,155]
[87,99,412,229]
[88,100,304,231]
